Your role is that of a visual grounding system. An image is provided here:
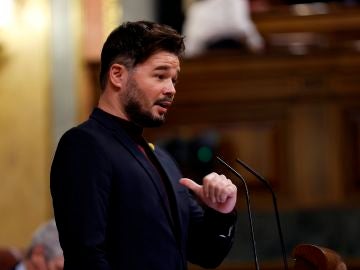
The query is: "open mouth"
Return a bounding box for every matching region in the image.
[155,100,172,109]
[159,102,172,109]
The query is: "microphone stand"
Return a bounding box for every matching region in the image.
[236,158,289,270]
[216,156,260,270]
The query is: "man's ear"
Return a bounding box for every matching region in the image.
[108,63,128,89]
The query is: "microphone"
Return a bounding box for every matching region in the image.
[216,156,260,270]
[236,158,289,270]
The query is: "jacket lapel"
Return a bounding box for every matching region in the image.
[152,148,184,243]
[112,130,170,205]
[112,131,183,244]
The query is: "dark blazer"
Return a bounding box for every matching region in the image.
[50,108,236,270]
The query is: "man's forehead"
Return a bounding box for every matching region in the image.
[147,51,180,67]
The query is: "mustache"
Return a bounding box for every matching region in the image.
[155,97,174,104]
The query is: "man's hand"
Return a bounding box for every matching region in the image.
[180,172,237,214]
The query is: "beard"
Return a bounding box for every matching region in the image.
[122,78,168,128]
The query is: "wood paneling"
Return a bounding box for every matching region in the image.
[144,49,360,209]
[343,107,360,198]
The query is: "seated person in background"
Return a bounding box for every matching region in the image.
[14,219,63,270]
[183,0,264,57]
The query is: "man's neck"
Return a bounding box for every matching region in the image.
[98,94,128,121]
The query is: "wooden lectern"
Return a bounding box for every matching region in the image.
[293,244,347,270]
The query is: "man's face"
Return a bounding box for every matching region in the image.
[120,51,180,127]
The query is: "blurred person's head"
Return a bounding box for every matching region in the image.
[25,219,63,270]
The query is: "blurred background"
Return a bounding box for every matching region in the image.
[0,0,360,269]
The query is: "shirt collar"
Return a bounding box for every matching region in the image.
[91,107,143,138]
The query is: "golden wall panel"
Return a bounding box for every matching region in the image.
[0,0,51,247]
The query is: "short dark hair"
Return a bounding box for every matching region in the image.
[99,21,185,90]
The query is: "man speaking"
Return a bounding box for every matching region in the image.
[51,21,237,270]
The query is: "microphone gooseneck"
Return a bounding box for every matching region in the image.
[236,158,289,270]
[216,156,260,270]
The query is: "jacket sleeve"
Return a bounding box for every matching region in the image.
[152,145,237,268]
[50,128,112,270]
[186,192,237,269]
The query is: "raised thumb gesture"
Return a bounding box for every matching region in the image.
[180,172,237,214]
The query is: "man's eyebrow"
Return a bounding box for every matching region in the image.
[154,65,180,71]
[154,65,171,71]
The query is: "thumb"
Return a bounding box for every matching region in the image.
[179,178,202,195]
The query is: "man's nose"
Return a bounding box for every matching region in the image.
[164,80,176,96]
